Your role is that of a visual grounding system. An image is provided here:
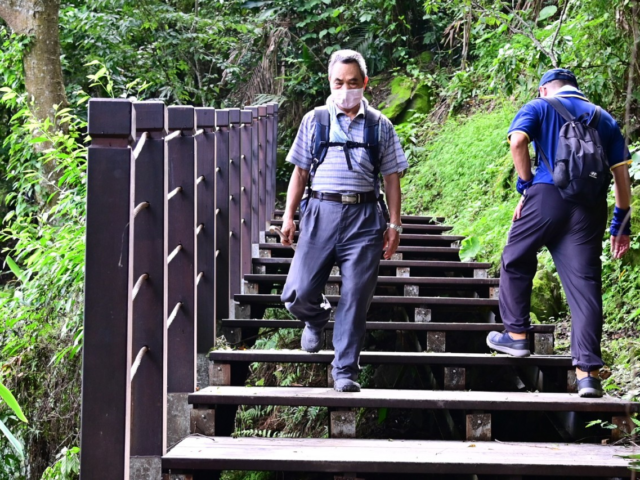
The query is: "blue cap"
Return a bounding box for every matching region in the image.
[539,68,578,88]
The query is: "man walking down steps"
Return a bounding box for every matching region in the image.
[279,49,408,393]
[487,68,633,398]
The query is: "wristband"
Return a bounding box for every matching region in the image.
[610,206,631,236]
[516,177,534,195]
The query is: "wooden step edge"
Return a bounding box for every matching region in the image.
[233,294,499,306]
[252,258,493,269]
[188,386,640,413]
[162,436,633,477]
[269,219,454,230]
[208,350,572,367]
[272,211,447,223]
[219,319,552,332]
[257,244,462,253]
[243,275,499,286]
[264,232,466,241]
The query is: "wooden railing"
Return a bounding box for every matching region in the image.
[80,99,278,478]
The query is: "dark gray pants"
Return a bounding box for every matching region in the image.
[281,197,386,381]
[500,184,607,372]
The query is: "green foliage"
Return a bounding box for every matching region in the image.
[402,102,519,268]
[40,447,80,480]
[0,380,28,460]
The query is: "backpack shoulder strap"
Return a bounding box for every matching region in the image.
[363,107,382,173]
[311,106,331,173]
[541,96,576,123]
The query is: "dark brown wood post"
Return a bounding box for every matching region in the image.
[265,103,275,223]
[228,109,242,310]
[272,102,279,217]
[129,101,168,477]
[257,105,268,235]
[195,107,216,383]
[246,106,260,243]
[214,109,230,324]
[81,98,135,479]
[166,106,197,446]
[240,110,253,285]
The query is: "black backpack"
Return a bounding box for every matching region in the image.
[537,97,611,205]
[299,106,389,219]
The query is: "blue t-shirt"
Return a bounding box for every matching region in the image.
[508,90,631,185]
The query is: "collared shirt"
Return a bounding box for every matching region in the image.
[508,88,631,186]
[286,101,408,193]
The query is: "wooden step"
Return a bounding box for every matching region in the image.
[189,386,639,413]
[269,219,453,233]
[273,210,446,224]
[163,436,633,477]
[243,274,498,288]
[220,319,550,332]
[257,244,461,257]
[253,258,491,271]
[209,350,571,368]
[264,232,465,245]
[234,294,499,307]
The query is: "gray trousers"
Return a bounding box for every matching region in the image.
[281,197,386,381]
[499,184,607,372]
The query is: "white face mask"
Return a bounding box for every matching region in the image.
[331,88,364,110]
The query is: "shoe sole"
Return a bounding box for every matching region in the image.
[578,387,603,398]
[334,385,361,393]
[486,338,531,357]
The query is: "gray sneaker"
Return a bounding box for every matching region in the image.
[577,375,603,398]
[301,325,323,353]
[334,378,361,393]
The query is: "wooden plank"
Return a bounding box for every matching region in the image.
[162,436,632,476]
[265,232,465,243]
[271,103,279,222]
[219,320,554,333]
[242,274,499,287]
[232,294,498,307]
[167,106,197,393]
[228,108,242,301]
[82,98,135,479]
[269,219,453,233]
[209,350,573,368]
[188,386,639,413]
[256,244,461,255]
[252,258,491,269]
[240,110,253,283]
[214,109,230,323]
[195,107,216,353]
[265,103,275,223]
[273,210,446,224]
[130,101,168,457]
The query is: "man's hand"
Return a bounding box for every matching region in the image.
[610,234,630,259]
[383,227,400,259]
[513,196,525,221]
[281,217,296,246]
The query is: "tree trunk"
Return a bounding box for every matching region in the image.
[0,0,67,203]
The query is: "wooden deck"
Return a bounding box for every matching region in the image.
[163,436,636,477]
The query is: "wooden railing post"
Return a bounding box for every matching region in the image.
[240,110,254,287]
[228,109,242,312]
[81,98,135,479]
[272,102,279,220]
[265,103,275,224]
[128,101,169,478]
[195,107,216,385]
[214,109,230,324]
[246,106,260,244]
[166,106,198,446]
[257,106,268,235]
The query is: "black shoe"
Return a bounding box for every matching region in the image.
[486,331,530,357]
[577,375,603,398]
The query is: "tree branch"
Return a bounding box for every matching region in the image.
[548,0,571,62]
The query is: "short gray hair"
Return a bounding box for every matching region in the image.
[328,50,368,80]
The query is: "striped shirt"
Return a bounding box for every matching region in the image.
[286,101,408,193]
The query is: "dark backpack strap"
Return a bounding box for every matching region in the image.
[363,108,382,176]
[311,106,331,181]
[541,96,577,123]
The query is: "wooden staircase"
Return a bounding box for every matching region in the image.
[163,212,639,479]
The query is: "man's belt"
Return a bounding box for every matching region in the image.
[311,191,377,204]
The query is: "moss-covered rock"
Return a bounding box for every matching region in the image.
[530,268,564,322]
[380,75,414,120]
